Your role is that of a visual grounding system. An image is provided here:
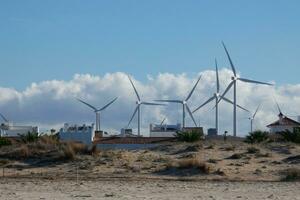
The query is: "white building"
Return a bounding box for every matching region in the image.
[267,113,300,134]
[59,123,95,145]
[149,123,181,137]
[0,122,39,137]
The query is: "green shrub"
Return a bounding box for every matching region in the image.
[0,137,12,147]
[19,131,39,143]
[279,130,300,144]
[281,168,300,181]
[244,131,269,144]
[176,130,203,143]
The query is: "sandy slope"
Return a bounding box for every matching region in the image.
[0,178,300,200]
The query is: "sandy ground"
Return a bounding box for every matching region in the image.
[1,139,300,199]
[0,178,300,200]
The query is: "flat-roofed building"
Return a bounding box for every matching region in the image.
[0,122,39,137]
[59,123,95,145]
[149,123,181,137]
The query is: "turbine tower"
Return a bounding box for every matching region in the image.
[219,42,273,137]
[193,59,249,134]
[248,104,261,133]
[77,97,118,132]
[127,75,165,136]
[155,75,202,128]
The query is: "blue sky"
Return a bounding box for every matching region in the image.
[0,0,299,90]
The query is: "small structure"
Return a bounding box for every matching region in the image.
[0,122,39,137]
[59,123,95,145]
[120,128,134,137]
[267,113,300,134]
[149,123,181,137]
[207,128,218,137]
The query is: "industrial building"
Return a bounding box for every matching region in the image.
[59,123,95,145]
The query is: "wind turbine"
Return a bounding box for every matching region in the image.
[218,42,273,137]
[193,59,249,134]
[127,75,165,136]
[77,97,118,132]
[248,104,261,133]
[155,75,202,128]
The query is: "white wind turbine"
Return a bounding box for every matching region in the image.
[248,104,261,133]
[155,75,202,128]
[77,97,118,132]
[127,75,165,136]
[218,42,273,137]
[193,59,249,134]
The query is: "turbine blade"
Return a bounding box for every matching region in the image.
[127,106,139,128]
[142,102,166,106]
[98,97,118,111]
[222,41,236,76]
[160,117,166,126]
[215,58,220,93]
[0,113,8,122]
[186,105,198,127]
[76,98,97,111]
[154,100,182,103]
[193,96,215,113]
[253,103,261,119]
[217,81,234,104]
[238,78,273,86]
[185,75,202,101]
[127,75,141,101]
[222,97,250,112]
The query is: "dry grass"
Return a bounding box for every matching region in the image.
[0,159,9,166]
[39,135,59,145]
[167,158,211,174]
[224,146,236,151]
[66,142,88,154]
[247,146,260,154]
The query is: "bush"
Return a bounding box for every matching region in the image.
[19,132,39,143]
[244,131,269,144]
[176,130,203,143]
[168,158,210,174]
[280,130,300,144]
[0,137,12,147]
[281,168,300,181]
[247,147,260,154]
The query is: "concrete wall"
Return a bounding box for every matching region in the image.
[150,131,176,137]
[269,126,294,134]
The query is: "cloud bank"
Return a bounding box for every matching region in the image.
[0,70,299,136]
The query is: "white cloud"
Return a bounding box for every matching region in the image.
[0,70,299,136]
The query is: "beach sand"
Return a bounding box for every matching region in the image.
[1,178,300,200]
